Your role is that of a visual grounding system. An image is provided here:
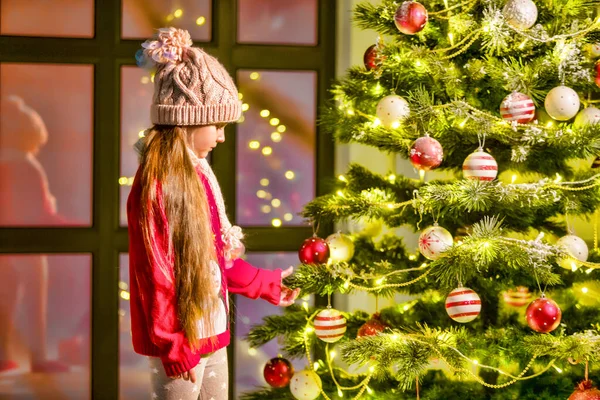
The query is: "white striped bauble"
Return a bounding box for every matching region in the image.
[463,150,498,181]
[500,92,535,123]
[313,308,346,343]
[445,287,481,323]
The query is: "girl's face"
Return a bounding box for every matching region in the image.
[188,124,226,158]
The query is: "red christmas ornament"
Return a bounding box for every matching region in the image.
[526,296,562,333]
[357,314,388,338]
[394,1,428,35]
[263,357,294,388]
[364,44,380,71]
[569,380,600,400]
[500,92,535,124]
[409,136,443,171]
[299,236,330,264]
[595,63,600,89]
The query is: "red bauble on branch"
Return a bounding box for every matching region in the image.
[394,1,428,35]
[595,63,600,88]
[298,236,330,264]
[526,296,562,333]
[263,357,294,388]
[357,314,388,338]
[409,136,443,171]
[569,380,600,400]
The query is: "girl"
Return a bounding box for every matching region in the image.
[127,28,300,400]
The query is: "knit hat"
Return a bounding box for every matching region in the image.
[141,27,242,126]
[0,95,48,153]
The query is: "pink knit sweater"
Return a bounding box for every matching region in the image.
[127,164,282,376]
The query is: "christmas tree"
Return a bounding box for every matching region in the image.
[241,0,600,399]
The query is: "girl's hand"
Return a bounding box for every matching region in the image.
[171,368,196,383]
[279,266,301,307]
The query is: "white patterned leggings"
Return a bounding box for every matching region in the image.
[148,347,229,400]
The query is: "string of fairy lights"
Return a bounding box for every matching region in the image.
[118,71,303,228]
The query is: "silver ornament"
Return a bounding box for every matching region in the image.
[503,0,538,30]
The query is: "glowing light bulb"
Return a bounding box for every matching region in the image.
[313,362,320,371]
[271,199,281,208]
[271,132,282,142]
[138,130,146,138]
[120,291,130,300]
[261,205,271,214]
[272,218,282,227]
[277,125,286,132]
[336,190,344,197]
[553,365,563,373]
[283,213,293,221]
[248,348,257,356]
[472,360,479,365]
[262,146,273,156]
[118,177,128,185]
[269,118,280,126]
[582,287,589,293]
[249,140,260,149]
[285,171,295,180]
[511,174,517,184]
[372,118,381,128]
[376,278,385,285]
[256,190,266,199]
[408,254,416,260]
[260,178,270,186]
[174,9,183,18]
[260,109,270,117]
[242,103,249,111]
[448,32,454,45]
[249,72,260,80]
[388,174,396,182]
[238,92,243,100]
[305,327,314,333]
[391,121,400,129]
[196,16,206,25]
[330,351,336,360]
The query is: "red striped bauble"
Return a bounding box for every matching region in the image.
[463,150,498,181]
[500,92,535,124]
[445,287,481,323]
[313,308,346,343]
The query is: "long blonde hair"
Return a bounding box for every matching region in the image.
[139,125,218,349]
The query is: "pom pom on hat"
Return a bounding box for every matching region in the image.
[141,27,193,65]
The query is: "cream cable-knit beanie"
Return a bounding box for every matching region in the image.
[141,27,242,126]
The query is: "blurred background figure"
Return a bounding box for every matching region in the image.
[0,95,69,374]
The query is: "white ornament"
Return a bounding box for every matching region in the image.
[290,370,322,400]
[418,225,453,260]
[445,287,482,323]
[556,234,589,270]
[502,0,538,30]
[544,86,580,121]
[376,95,410,128]
[500,92,535,123]
[463,149,498,181]
[326,232,355,263]
[574,107,600,128]
[314,308,347,343]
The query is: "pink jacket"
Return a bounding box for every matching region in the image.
[127,164,282,376]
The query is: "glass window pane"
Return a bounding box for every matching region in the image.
[237,0,317,45]
[0,63,94,227]
[122,0,212,41]
[0,254,91,399]
[236,70,316,227]
[119,254,153,399]
[0,0,94,38]
[120,66,154,226]
[234,252,311,398]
